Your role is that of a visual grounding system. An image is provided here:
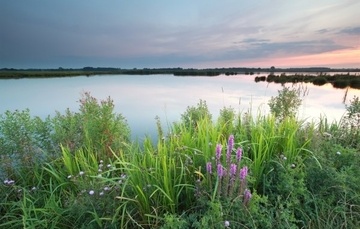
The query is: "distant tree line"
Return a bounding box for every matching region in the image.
[0,66,359,79]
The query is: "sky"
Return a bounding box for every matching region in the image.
[1,0,359,69]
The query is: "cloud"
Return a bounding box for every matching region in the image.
[212,39,348,63]
[235,38,271,44]
[110,39,350,68]
[317,29,330,34]
[339,26,360,35]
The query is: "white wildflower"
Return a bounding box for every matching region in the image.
[5,179,15,185]
[120,174,127,179]
[225,220,230,227]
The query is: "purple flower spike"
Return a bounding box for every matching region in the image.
[206,162,212,174]
[226,135,234,164]
[229,163,237,177]
[217,164,224,178]
[244,188,252,205]
[239,166,248,180]
[215,144,222,164]
[236,147,242,163]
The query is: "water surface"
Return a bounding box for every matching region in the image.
[1,74,359,139]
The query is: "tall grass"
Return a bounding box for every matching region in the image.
[232,113,316,190]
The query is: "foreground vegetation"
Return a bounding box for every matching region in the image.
[1,89,360,228]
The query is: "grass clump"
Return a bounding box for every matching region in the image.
[312,77,328,86]
[268,86,302,121]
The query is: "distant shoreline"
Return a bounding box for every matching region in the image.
[1,67,360,79]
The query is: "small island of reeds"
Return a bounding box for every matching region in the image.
[255,72,360,89]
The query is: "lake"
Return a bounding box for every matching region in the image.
[1,74,360,139]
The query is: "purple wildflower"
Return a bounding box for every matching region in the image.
[244,189,252,199]
[226,135,234,164]
[206,162,212,174]
[239,166,248,180]
[215,144,222,164]
[217,164,224,178]
[244,188,252,205]
[229,163,237,177]
[236,147,242,163]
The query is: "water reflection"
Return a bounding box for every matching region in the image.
[1,74,359,139]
